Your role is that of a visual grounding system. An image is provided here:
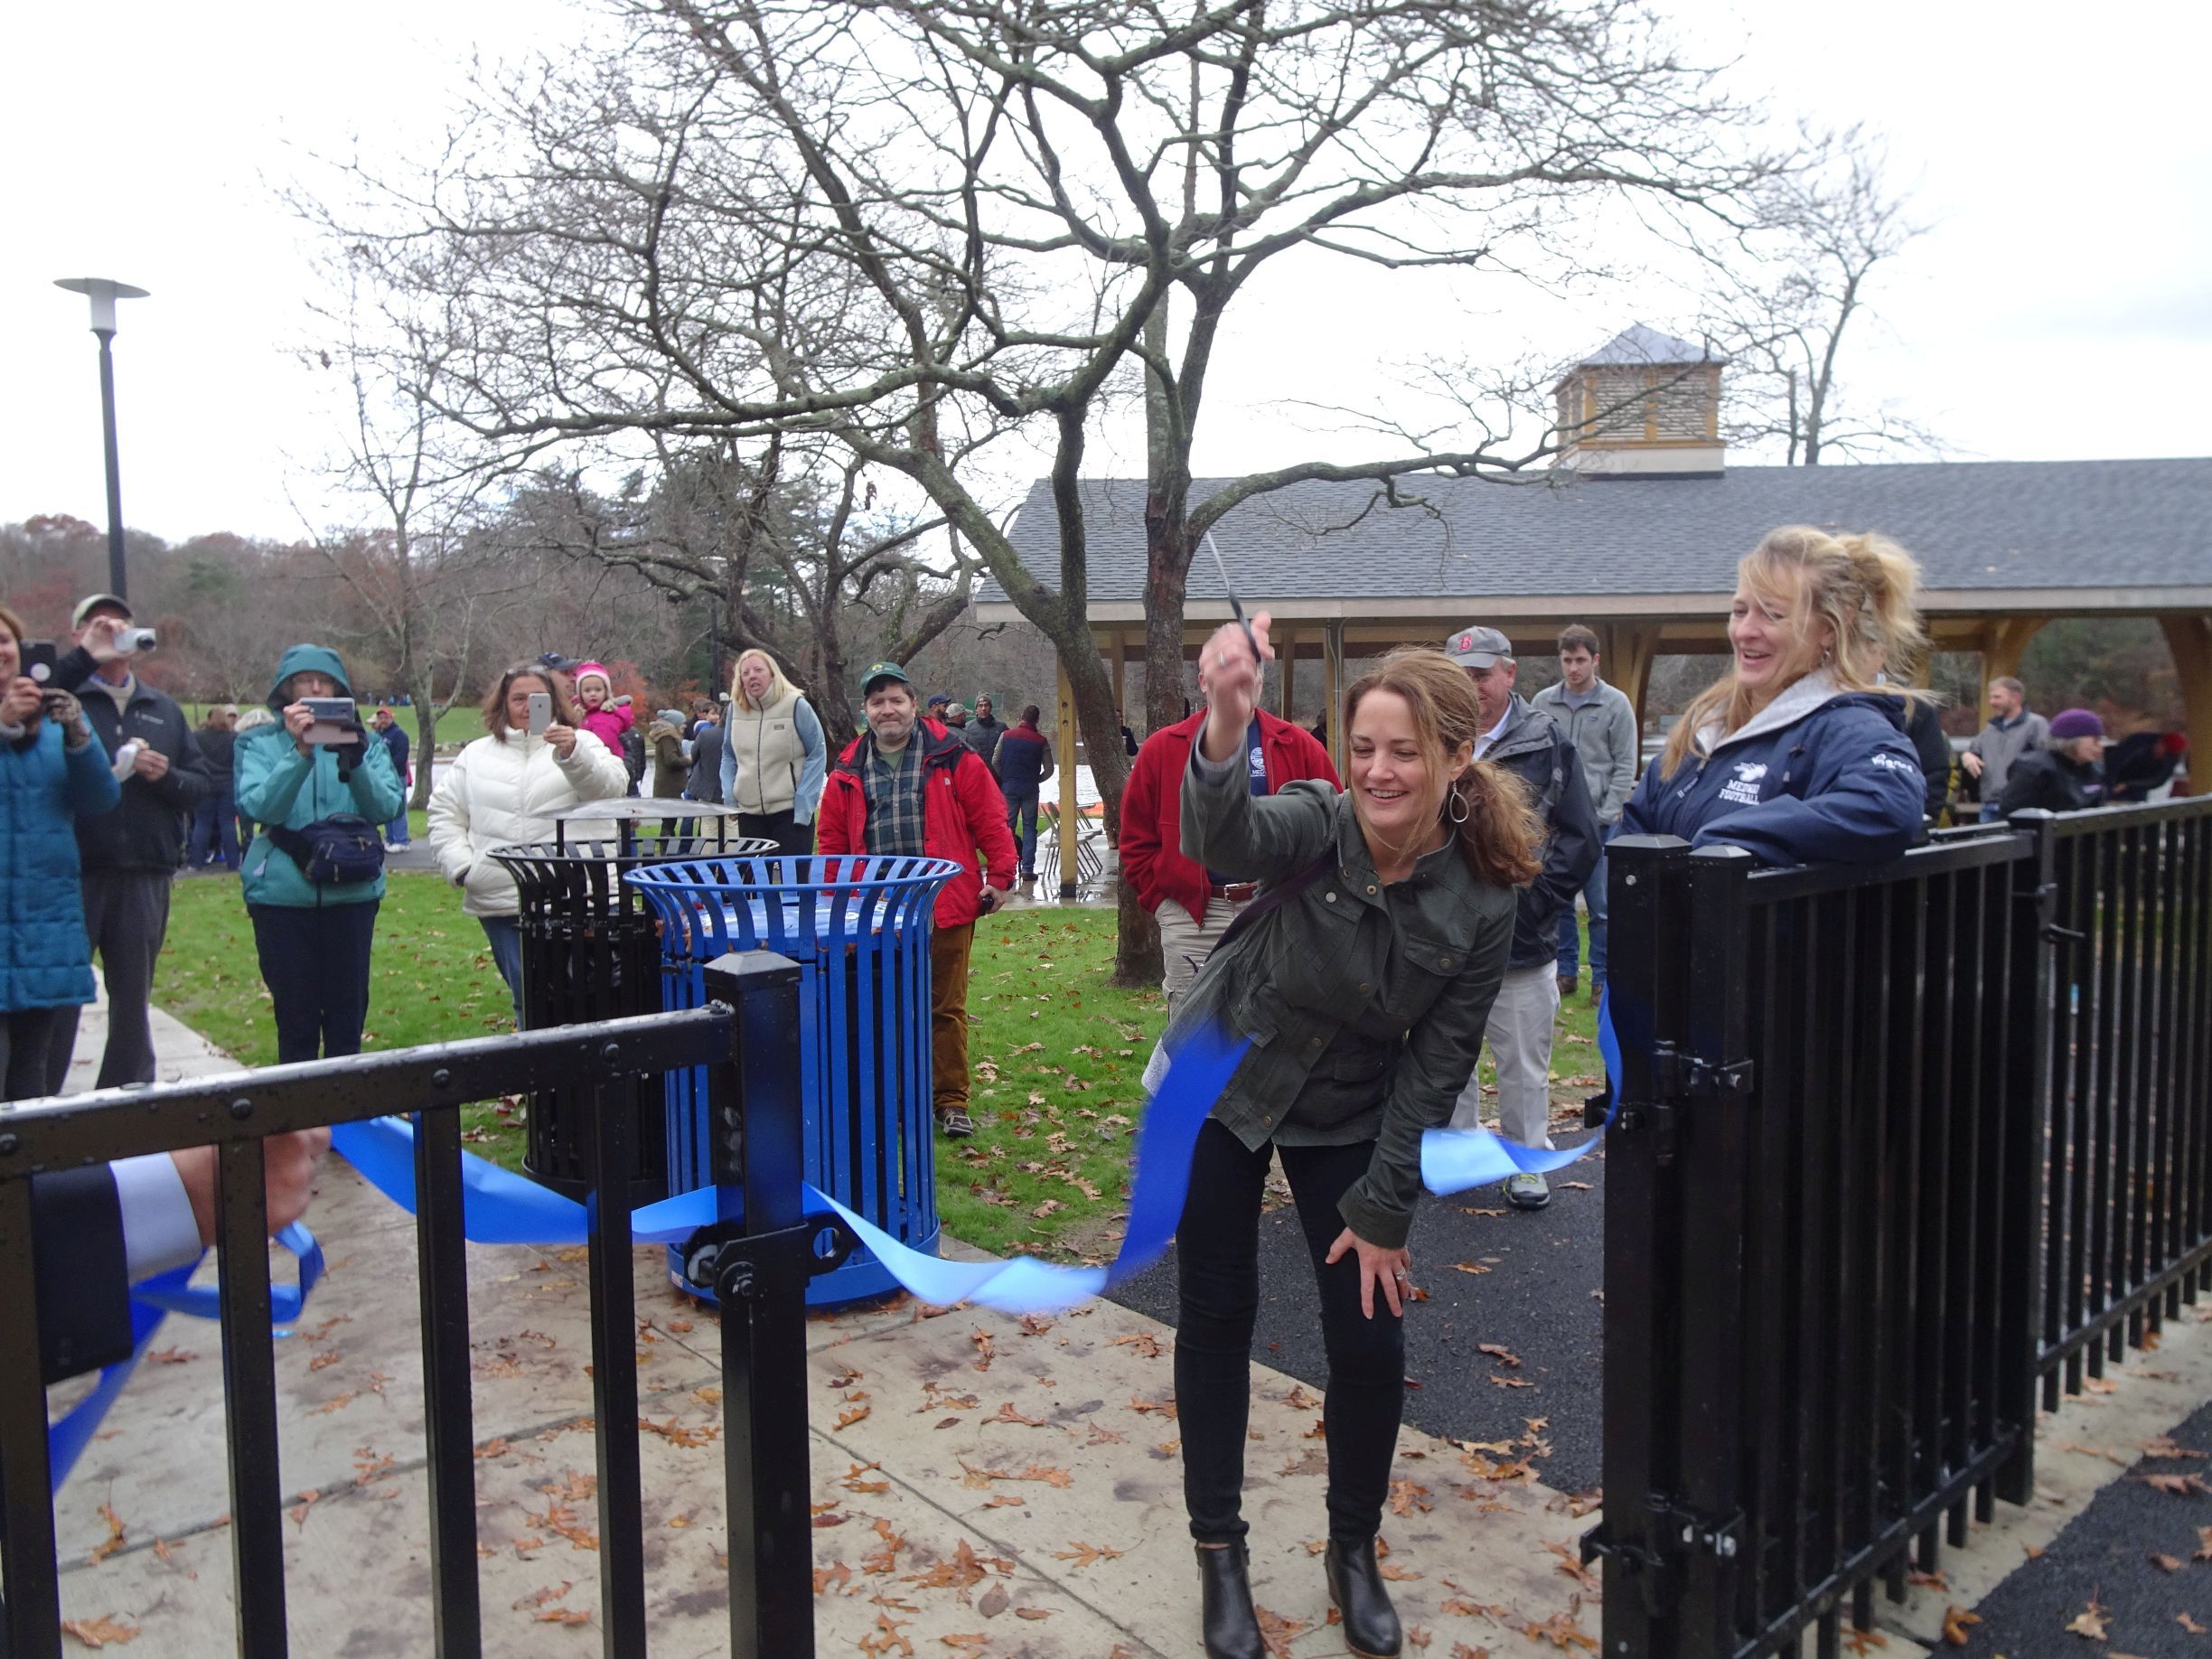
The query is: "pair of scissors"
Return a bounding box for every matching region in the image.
[1203,531,1261,670]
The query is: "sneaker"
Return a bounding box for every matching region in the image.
[1504,1171,1551,1211]
[937,1107,976,1139]
[1556,973,1578,998]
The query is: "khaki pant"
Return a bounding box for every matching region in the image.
[1156,894,1252,1016]
[931,922,976,1116]
[1450,961,1560,1148]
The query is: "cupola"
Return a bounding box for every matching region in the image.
[1552,324,1727,477]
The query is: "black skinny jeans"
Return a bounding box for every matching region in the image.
[248,900,380,1064]
[1176,1119,1406,1546]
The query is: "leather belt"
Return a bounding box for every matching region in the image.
[1210,882,1259,902]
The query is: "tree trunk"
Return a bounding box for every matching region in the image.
[409,670,439,810]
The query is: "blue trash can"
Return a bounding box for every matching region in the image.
[626,855,961,1307]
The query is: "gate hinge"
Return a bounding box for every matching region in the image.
[1581,1501,1745,1615]
[680,1215,860,1304]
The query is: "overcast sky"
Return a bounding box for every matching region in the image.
[5,0,2208,545]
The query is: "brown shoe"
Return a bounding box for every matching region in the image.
[936,1107,976,1139]
[1556,973,1578,998]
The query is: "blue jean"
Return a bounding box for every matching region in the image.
[386,808,410,845]
[1556,821,1615,984]
[480,914,524,1024]
[1006,791,1040,875]
[190,787,239,867]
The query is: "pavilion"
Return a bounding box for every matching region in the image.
[977,327,2212,784]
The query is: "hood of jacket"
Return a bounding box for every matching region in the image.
[266,644,352,710]
[1696,671,1907,758]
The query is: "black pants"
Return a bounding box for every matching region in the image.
[2,1007,69,1102]
[737,809,815,861]
[248,901,380,1064]
[42,868,173,1092]
[1175,1119,1406,1546]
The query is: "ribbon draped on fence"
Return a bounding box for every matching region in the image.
[55,1008,1619,1488]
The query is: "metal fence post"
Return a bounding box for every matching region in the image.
[1590,834,1693,1658]
[1675,845,1757,1651]
[698,950,820,1659]
[1997,812,2057,1503]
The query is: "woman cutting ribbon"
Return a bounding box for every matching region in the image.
[1166,617,1539,1659]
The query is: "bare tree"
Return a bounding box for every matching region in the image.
[324,0,1773,979]
[506,437,971,738]
[1699,126,1938,464]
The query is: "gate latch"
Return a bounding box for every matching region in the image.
[1617,1045,1755,1165]
[680,1214,860,1304]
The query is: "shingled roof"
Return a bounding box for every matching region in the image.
[983,459,2212,613]
[1574,323,1724,368]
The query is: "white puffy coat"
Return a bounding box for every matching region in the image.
[427,728,630,917]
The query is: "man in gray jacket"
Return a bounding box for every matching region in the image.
[1960,676,2050,821]
[1531,624,1639,1001]
[1445,624,1599,1210]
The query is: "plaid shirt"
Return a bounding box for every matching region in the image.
[861,736,926,856]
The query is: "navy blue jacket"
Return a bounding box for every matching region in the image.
[1620,685,1927,867]
[994,723,1054,796]
[377,721,410,783]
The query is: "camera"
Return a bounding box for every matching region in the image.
[114,626,157,653]
[301,696,360,745]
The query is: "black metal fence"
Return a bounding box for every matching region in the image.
[0,951,843,1659]
[1592,795,2212,1658]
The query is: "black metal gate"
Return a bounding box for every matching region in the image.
[1593,796,2212,1657]
[0,951,844,1659]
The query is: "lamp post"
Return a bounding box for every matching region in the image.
[53,277,150,604]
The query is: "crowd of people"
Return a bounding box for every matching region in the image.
[3,538,2201,1657]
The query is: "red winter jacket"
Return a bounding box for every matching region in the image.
[816,719,1017,930]
[1119,708,1340,921]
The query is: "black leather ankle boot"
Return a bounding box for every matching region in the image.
[1195,1542,1265,1659]
[1326,1538,1402,1658]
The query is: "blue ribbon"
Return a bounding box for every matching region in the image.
[1417,999,1623,1193]
[50,1223,323,1493]
[50,1005,1622,1490]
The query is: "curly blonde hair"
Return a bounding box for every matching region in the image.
[1661,525,1928,778]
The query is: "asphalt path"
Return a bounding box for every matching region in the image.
[1111,1147,1608,1496]
[1954,1393,2212,1657]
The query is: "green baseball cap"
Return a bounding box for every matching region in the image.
[861,661,913,694]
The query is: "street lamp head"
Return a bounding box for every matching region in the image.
[55,276,150,335]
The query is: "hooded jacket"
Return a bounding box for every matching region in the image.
[428,726,630,916]
[647,713,692,801]
[815,718,1017,930]
[2,716,121,1012]
[1618,674,1927,867]
[1120,708,1339,920]
[234,644,408,908]
[1480,694,1600,971]
[1997,746,2105,816]
[52,648,212,872]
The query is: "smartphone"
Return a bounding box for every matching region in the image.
[301,696,358,745]
[527,691,552,736]
[20,641,58,685]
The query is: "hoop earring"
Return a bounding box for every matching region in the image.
[1447,786,1470,826]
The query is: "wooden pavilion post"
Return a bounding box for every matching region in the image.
[1111,631,1127,729]
[1980,617,2049,720]
[2159,614,2212,782]
[1603,623,1660,735]
[1054,659,1081,900]
[1277,626,1295,719]
[1322,622,1345,778]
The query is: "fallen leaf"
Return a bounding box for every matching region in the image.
[59,1616,140,1647]
[2181,1611,2209,1635]
[2066,1592,2110,1640]
[1941,1605,1980,1645]
[1012,1607,1054,1620]
[90,1504,127,1564]
[2152,1553,2185,1573]
[1053,1541,1125,1570]
[1477,1344,1521,1368]
[978,1582,1010,1618]
[838,1404,874,1429]
[534,1608,591,1626]
[1450,1262,1492,1276]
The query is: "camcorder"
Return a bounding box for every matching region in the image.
[301,697,360,745]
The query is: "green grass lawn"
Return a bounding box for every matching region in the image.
[183,703,485,748]
[157,874,1606,1260]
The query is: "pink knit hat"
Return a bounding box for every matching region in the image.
[572,660,614,693]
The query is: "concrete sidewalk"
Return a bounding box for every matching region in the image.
[45,995,2212,1654]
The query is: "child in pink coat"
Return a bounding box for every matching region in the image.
[572,661,634,757]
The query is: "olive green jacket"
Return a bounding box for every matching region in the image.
[1166,748,1516,1249]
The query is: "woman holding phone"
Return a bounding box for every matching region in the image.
[428,662,629,1017]
[235,643,406,1064]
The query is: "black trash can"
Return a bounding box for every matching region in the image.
[491,824,773,1204]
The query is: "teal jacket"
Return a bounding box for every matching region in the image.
[1165,746,1516,1250]
[2,717,121,1011]
[235,645,406,908]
